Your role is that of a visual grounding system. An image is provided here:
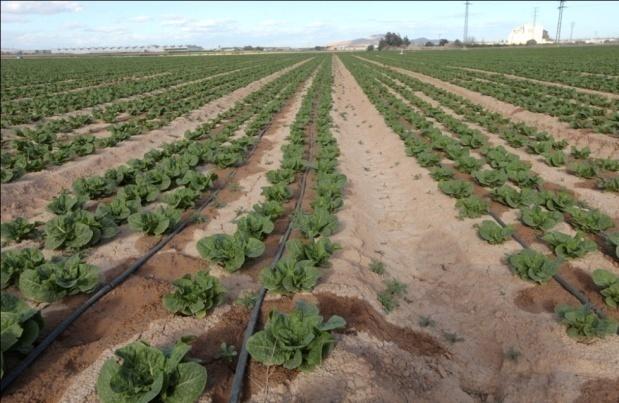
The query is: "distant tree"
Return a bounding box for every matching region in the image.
[453,39,463,47]
[526,39,537,46]
[403,36,411,46]
[367,44,375,51]
[439,39,449,46]
[378,32,406,50]
[314,46,326,51]
[425,41,435,47]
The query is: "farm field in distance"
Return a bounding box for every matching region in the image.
[1,45,618,403]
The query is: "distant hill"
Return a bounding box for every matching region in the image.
[327,35,440,48]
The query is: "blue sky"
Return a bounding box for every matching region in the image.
[1,1,618,49]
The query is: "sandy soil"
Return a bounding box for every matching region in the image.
[452,66,619,101]
[357,56,619,160]
[246,55,619,403]
[0,60,308,221]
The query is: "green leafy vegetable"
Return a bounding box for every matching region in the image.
[47,190,86,215]
[286,238,341,267]
[473,169,508,188]
[507,249,559,284]
[45,210,118,250]
[455,196,489,218]
[476,220,513,244]
[164,188,200,209]
[1,248,45,289]
[1,217,39,243]
[591,269,619,309]
[196,233,264,272]
[260,257,320,294]
[163,271,225,318]
[438,179,473,199]
[520,206,562,230]
[293,208,338,239]
[96,339,207,403]
[555,304,618,341]
[18,254,100,302]
[128,207,181,236]
[246,300,345,371]
[566,207,614,233]
[541,231,597,259]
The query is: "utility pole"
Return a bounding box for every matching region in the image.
[533,7,538,27]
[569,21,575,42]
[463,1,471,44]
[555,0,566,44]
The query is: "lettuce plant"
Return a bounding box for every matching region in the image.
[246,300,345,370]
[262,183,292,202]
[541,190,575,212]
[72,176,115,199]
[569,161,599,179]
[608,232,619,258]
[476,220,513,244]
[507,169,541,188]
[473,169,508,188]
[570,146,591,159]
[520,206,562,230]
[543,150,566,167]
[45,210,118,250]
[104,165,136,186]
[96,196,141,224]
[1,292,43,378]
[261,257,320,294]
[266,168,296,184]
[164,188,200,209]
[566,207,614,233]
[286,238,341,267]
[293,208,338,239]
[96,339,207,403]
[176,171,216,192]
[163,271,225,318]
[118,182,159,203]
[252,201,284,220]
[490,185,522,208]
[236,212,274,239]
[137,169,172,191]
[592,269,619,309]
[597,177,619,193]
[455,196,489,219]
[416,150,441,167]
[507,249,559,284]
[196,233,264,272]
[1,248,45,289]
[454,155,483,174]
[128,207,181,236]
[438,179,473,199]
[1,217,39,243]
[541,231,597,259]
[18,254,101,302]
[47,190,86,215]
[430,166,454,181]
[555,304,618,341]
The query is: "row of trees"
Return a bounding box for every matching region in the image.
[369,33,462,51]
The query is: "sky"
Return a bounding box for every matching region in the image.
[1,1,618,50]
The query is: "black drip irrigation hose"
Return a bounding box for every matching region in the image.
[229,97,318,403]
[486,210,609,320]
[0,121,275,394]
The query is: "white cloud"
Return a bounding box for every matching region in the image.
[128,15,151,23]
[1,1,82,15]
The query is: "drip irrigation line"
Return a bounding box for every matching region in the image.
[487,209,608,320]
[0,119,276,394]
[229,91,319,403]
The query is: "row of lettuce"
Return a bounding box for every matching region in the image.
[1,56,307,183]
[97,57,348,401]
[341,54,619,341]
[365,52,619,136]
[365,57,618,192]
[0,57,323,380]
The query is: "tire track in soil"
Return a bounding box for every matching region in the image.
[357,56,619,160]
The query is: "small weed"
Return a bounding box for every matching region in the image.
[235,291,258,308]
[214,200,227,208]
[443,331,464,344]
[234,207,246,217]
[418,315,436,328]
[229,182,244,192]
[191,213,209,224]
[505,347,521,362]
[358,140,364,145]
[363,166,370,172]
[378,279,407,313]
[217,342,238,363]
[413,174,422,180]
[369,259,385,275]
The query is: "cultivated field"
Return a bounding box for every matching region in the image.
[1,46,618,402]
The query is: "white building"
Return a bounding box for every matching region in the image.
[507,23,551,45]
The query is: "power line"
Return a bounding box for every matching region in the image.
[463,1,471,43]
[555,0,566,44]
